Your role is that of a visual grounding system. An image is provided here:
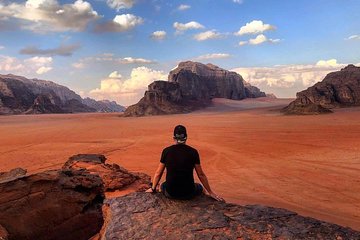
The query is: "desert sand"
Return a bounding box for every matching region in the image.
[0,97,359,231]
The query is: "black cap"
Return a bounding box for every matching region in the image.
[173,125,187,141]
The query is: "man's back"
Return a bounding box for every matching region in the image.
[160,144,200,198]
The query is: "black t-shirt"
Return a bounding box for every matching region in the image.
[160,144,200,198]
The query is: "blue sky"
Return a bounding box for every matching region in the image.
[0,0,360,105]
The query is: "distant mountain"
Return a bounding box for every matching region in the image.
[0,74,125,115]
[282,64,360,115]
[124,61,266,116]
[82,98,125,112]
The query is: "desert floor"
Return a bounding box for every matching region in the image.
[0,97,359,231]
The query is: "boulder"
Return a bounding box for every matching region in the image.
[283,64,360,114]
[98,192,360,239]
[0,168,27,182]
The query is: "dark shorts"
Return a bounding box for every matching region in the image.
[160,182,203,200]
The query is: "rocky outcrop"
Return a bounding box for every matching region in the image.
[0,168,27,182]
[124,61,266,116]
[99,192,360,239]
[282,102,333,115]
[0,74,123,115]
[1,154,360,239]
[82,98,125,112]
[123,81,206,116]
[283,64,360,114]
[0,154,150,240]
[62,154,150,192]
[0,169,104,240]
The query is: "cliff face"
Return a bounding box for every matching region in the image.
[124,61,266,116]
[0,74,125,114]
[283,64,360,114]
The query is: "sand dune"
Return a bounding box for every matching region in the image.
[0,98,359,230]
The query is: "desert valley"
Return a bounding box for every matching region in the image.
[1,0,360,239]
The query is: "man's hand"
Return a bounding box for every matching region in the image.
[209,192,225,202]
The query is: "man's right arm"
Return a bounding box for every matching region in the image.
[195,164,224,202]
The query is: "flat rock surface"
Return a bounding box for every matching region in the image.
[100,192,360,240]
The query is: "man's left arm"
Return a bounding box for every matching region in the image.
[146,163,165,193]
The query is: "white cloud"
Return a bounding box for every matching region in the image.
[346,35,360,40]
[239,34,281,46]
[151,30,167,40]
[106,0,135,11]
[233,0,243,3]
[316,59,339,68]
[0,56,24,72]
[108,71,122,78]
[239,41,247,46]
[94,14,143,32]
[178,4,191,11]
[36,66,52,74]
[0,0,99,32]
[249,34,267,45]
[193,30,222,41]
[173,21,204,34]
[231,59,349,97]
[72,54,155,68]
[89,67,167,105]
[195,53,231,60]
[235,20,275,36]
[119,57,154,64]
[0,46,4,50]
[24,56,53,75]
[0,55,53,75]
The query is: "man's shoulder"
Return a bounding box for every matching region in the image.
[183,144,198,153]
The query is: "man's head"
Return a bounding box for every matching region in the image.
[173,125,187,143]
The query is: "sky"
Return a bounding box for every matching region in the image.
[0,0,360,106]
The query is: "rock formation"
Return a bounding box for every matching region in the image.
[283,64,360,114]
[124,61,266,116]
[123,81,206,116]
[0,154,150,240]
[0,167,27,182]
[0,74,124,115]
[0,169,104,240]
[98,192,360,239]
[62,154,150,192]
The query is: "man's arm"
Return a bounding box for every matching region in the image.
[146,163,165,192]
[195,164,224,202]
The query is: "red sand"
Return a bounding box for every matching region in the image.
[0,98,359,230]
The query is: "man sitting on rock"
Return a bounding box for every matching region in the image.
[146,125,224,201]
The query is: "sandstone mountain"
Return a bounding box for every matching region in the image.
[1,154,359,240]
[0,74,125,114]
[124,61,266,116]
[283,64,360,114]
[82,98,125,112]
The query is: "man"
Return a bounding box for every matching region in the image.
[146,125,224,202]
